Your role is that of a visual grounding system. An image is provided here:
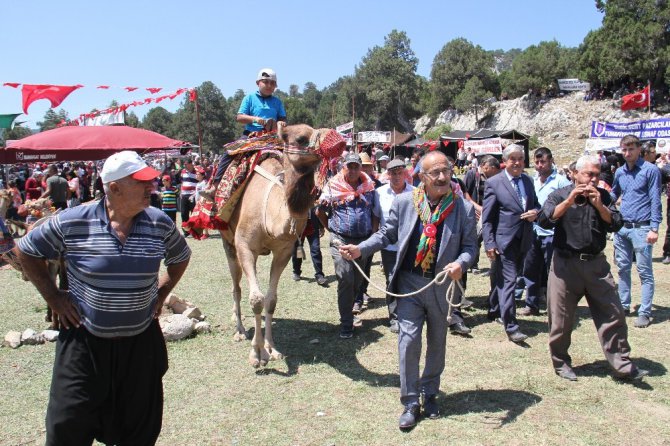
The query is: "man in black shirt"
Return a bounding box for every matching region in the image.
[538,155,648,382]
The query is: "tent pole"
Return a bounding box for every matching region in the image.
[194,92,203,158]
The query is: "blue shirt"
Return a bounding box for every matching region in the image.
[610,158,662,231]
[238,91,287,133]
[533,169,571,237]
[18,200,191,338]
[324,192,376,238]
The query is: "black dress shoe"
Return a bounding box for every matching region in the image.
[555,368,578,381]
[399,404,420,430]
[507,330,528,343]
[449,322,472,335]
[422,394,440,419]
[616,368,650,381]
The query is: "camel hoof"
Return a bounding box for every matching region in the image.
[259,348,271,367]
[269,349,284,361]
[233,331,248,342]
[248,350,261,368]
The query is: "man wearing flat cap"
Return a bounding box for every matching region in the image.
[317,152,378,339]
[16,150,191,446]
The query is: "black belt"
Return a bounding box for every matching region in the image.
[401,268,435,279]
[555,249,603,261]
[331,231,371,240]
[623,220,650,228]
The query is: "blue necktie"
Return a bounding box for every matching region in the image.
[512,177,522,203]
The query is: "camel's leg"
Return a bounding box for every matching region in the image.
[235,242,270,368]
[222,238,247,342]
[263,248,293,361]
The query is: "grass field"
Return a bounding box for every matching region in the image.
[1,230,669,446]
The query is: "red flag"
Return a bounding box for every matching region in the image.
[21,84,82,114]
[97,85,110,89]
[621,85,650,111]
[3,82,20,88]
[146,87,162,94]
[189,89,197,102]
[124,86,139,92]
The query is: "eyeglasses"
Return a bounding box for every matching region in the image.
[423,168,451,180]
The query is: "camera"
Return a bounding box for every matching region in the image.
[574,194,588,206]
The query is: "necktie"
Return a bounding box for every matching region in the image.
[512,177,522,203]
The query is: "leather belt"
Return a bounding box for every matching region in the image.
[623,220,650,228]
[402,268,435,279]
[555,249,603,261]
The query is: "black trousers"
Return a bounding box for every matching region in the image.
[46,320,168,446]
[179,194,195,227]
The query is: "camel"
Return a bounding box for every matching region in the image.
[221,124,341,367]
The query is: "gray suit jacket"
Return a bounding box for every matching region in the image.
[358,191,477,314]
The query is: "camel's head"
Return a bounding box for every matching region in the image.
[279,124,345,184]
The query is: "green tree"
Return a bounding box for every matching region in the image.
[430,38,498,115]
[453,77,493,120]
[124,111,140,128]
[284,97,314,126]
[353,30,422,131]
[289,84,300,97]
[302,82,322,119]
[502,40,578,97]
[171,81,236,154]
[579,0,670,88]
[423,124,452,140]
[142,107,174,135]
[37,109,69,131]
[1,125,32,145]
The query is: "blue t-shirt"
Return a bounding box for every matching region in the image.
[238,91,287,133]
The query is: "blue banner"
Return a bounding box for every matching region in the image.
[591,117,670,139]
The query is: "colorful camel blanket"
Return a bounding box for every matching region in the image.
[182,136,283,239]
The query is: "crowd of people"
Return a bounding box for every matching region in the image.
[0,66,665,442]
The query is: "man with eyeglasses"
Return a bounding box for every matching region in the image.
[611,135,662,328]
[338,151,476,429]
[482,144,539,343]
[537,155,648,382]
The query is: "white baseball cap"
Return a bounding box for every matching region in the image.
[257,68,277,82]
[100,150,161,184]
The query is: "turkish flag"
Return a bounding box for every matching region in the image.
[21,84,82,114]
[621,85,650,111]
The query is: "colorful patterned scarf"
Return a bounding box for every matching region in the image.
[318,170,375,205]
[412,184,455,272]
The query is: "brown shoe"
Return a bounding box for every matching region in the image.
[518,306,540,316]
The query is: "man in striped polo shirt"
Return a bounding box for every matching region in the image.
[16,150,191,446]
[179,158,198,236]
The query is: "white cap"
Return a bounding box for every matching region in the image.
[100,150,161,184]
[257,68,277,82]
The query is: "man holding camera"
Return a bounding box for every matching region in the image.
[538,155,648,382]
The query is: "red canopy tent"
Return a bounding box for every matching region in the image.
[0,126,194,164]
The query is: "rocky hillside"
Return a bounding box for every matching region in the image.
[414,92,666,165]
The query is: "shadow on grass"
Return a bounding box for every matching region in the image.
[439,388,542,428]
[255,317,400,387]
[572,357,666,389]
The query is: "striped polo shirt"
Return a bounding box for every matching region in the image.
[180,169,198,196]
[161,187,178,212]
[17,200,191,338]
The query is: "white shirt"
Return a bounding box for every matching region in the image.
[372,182,414,252]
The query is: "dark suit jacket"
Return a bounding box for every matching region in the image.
[358,192,477,314]
[481,171,539,253]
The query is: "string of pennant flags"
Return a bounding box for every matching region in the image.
[1,83,197,127]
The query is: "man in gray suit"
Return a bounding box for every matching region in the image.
[339,151,477,430]
[482,144,540,343]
